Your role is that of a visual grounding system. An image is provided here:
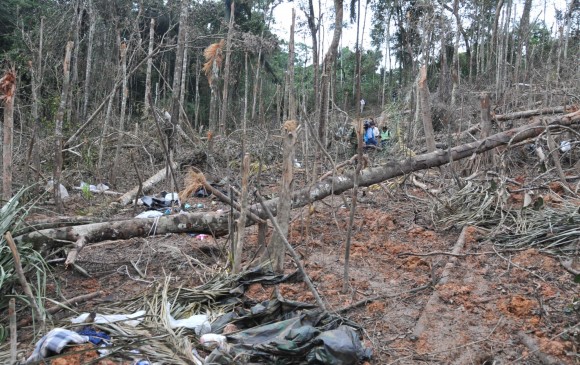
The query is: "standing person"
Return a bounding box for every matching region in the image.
[364,120,377,146]
[360,98,366,113]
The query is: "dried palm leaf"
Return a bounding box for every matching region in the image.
[0,68,16,102]
[203,40,225,82]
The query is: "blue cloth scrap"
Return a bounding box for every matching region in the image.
[77,327,111,345]
[26,328,90,363]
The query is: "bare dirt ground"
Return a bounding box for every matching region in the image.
[15,179,578,365]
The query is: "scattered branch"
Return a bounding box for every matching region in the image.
[5,231,45,330]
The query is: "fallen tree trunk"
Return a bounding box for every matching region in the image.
[16,111,580,254]
[117,161,179,206]
[493,105,571,121]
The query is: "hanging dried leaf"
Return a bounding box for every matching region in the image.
[202,40,225,83]
[0,68,16,103]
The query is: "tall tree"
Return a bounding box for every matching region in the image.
[144,18,156,118]
[1,69,16,201]
[220,1,235,134]
[287,8,296,120]
[514,0,533,86]
[81,0,96,124]
[419,65,435,152]
[53,41,74,213]
[111,41,129,186]
[318,0,344,146]
[170,0,189,150]
[304,0,320,113]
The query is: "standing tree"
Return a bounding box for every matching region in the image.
[419,65,435,152]
[170,0,189,152]
[53,41,74,212]
[287,8,297,120]
[204,41,225,133]
[144,18,155,118]
[1,69,16,201]
[220,1,235,134]
[318,0,344,147]
[267,120,298,272]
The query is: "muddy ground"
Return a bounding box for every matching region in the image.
[11,177,578,365]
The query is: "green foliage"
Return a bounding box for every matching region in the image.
[0,188,49,315]
[336,47,383,107]
[81,183,92,201]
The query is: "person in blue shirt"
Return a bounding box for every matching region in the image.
[364,120,377,146]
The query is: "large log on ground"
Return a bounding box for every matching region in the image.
[16,111,580,251]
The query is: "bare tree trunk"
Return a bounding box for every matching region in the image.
[81,0,95,124]
[450,0,461,107]
[275,84,281,125]
[111,42,128,186]
[68,0,83,127]
[267,120,298,272]
[209,82,219,131]
[179,28,190,122]
[249,5,274,121]
[500,0,512,95]
[194,55,201,129]
[419,65,436,152]
[233,154,250,273]
[54,41,74,212]
[29,17,44,186]
[219,2,235,135]
[318,0,343,146]
[144,18,155,118]
[306,0,319,113]
[438,33,450,104]
[490,0,505,75]
[480,93,492,138]
[514,0,532,87]
[1,69,16,201]
[344,0,363,293]
[243,52,248,139]
[97,87,117,174]
[563,0,573,60]
[287,9,297,120]
[251,56,262,121]
[480,92,494,164]
[170,0,188,151]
